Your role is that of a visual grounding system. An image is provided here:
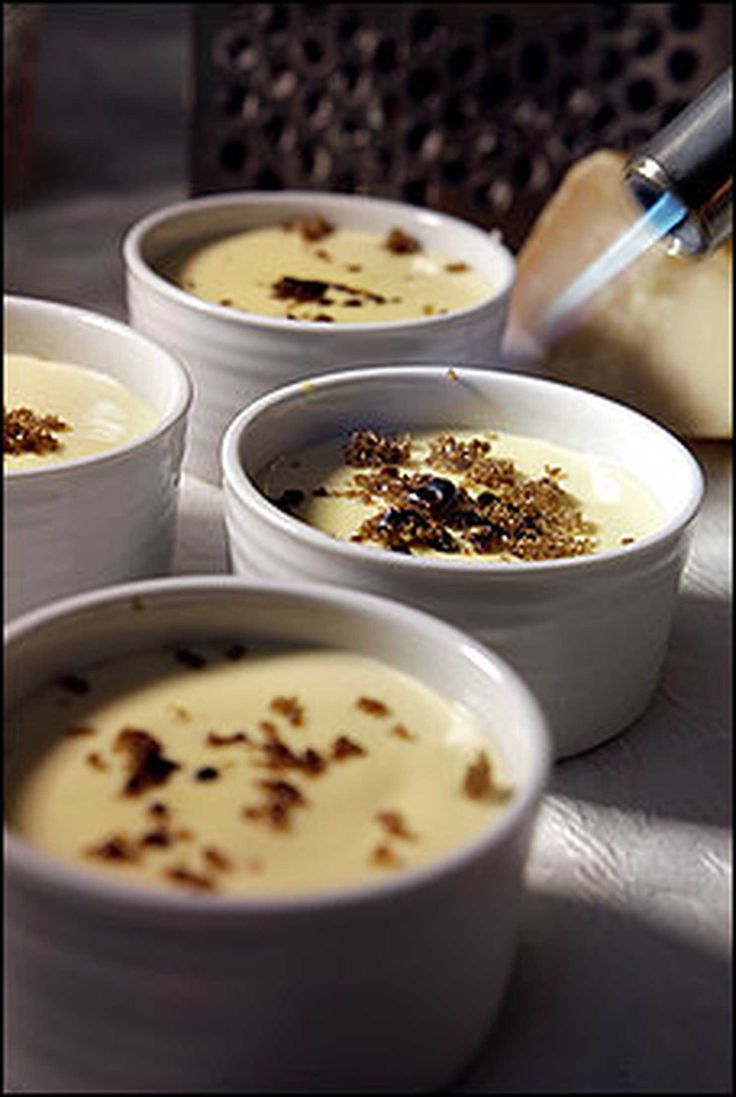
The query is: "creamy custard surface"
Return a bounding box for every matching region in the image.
[262,428,665,560]
[3,353,159,469]
[163,221,495,323]
[6,645,512,896]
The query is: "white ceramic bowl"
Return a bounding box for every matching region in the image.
[123,190,516,484]
[221,364,705,759]
[3,296,192,622]
[4,576,550,1093]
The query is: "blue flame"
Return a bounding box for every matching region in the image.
[539,191,688,347]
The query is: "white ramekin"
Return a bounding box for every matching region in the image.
[221,365,705,759]
[3,296,192,622]
[123,190,516,483]
[4,576,550,1093]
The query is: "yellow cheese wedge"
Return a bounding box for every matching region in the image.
[504,149,732,439]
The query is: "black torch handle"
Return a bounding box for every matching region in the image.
[642,67,732,211]
[626,67,732,254]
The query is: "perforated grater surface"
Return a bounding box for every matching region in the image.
[190,3,732,250]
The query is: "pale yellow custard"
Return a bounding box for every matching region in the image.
[3,353,159,469]
[163,219,495,323]
[262,428,665,560]
[6,644,512,897]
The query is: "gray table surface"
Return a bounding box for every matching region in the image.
[5,5,732,1093]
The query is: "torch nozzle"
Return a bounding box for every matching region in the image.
[624,67,732,256]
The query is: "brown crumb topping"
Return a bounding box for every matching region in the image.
[206,731,250,747]
[267,740,326,776]
[4,406,70,456]
[332,429,597,561]
[427,433,491,473]
[194,766,220,782]
[140,827,172,848]
[390,723,415,742]
[356,697,391,717]
[445,261,469,272]
[376,810,416,841]
[344,429,412,468]
[243,777,307,831]
[283,214,334,242]
[272,275,387,309]
[113,728,181,796]
[202,846,233,872]
[384,227,422,254]
[332,734,366,760]
[165,866,216,892]
[85,833,139,863]
[270,695,305,726]
[462,750,513,803]
[167,703,191,722]
[85,752,108,771]
[271,276,332,305]
[370,843,402,868]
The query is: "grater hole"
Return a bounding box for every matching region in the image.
[626,77,658,112]
[410,8,438,44]
[222,84,246,117]
[303,37,324,66]
[254,166,282,189]
[669,4,703,32]
[220,138,246,173]
[668,47,699,83]
[597,4,629,31]
[520,43,549,83]
[477,71,510,106]
[382,93,401,125]
[263,114,285,144]
[338,61,362,94]
[443,96,468,132]
[408,67,440,100]
[336,11,361,42]
[448,44,476,79]
[265,5,290,34]
[590,101,616,132]
[484,12,514,49]
[512,154,533,188]
[442,159,466,185]
[374,38,398,74]
[334,169,358,192]
[596,46,625,81]
[403,178,428,204]
[633,20,662,56]
[556,19,589,56]
[406,121,431,153]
